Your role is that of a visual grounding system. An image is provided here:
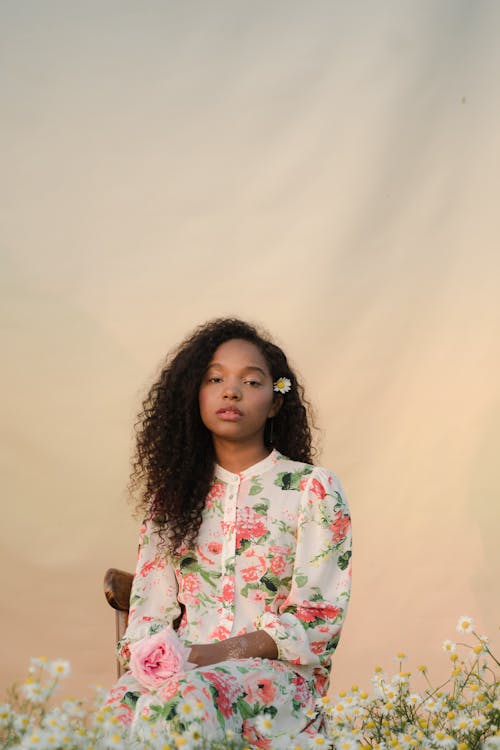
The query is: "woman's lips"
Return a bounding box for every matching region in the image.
[216,407,243,420]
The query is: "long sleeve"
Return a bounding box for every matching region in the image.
[116,517,181,670]
[253,467,352,670]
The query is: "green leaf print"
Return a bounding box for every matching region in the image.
[338,549,352,570]
[198,567,222,587]
[179,555,198,569]
[122,691,140,710]
[149,697,179,722]
[149,622,166,634]
[249,477,264,495]
[237,538,252,553]
[252,499,270,514]
[294,574,308,588]
[260,574,278,592]
[274,468,312,491]
[309,588,323,602]
[236,696,258,720]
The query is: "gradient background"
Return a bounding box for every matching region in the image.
[1,1,499,699]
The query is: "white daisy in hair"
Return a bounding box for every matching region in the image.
[274,376,292,393]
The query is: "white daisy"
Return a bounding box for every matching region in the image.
[335,738,359,750]
[189,724,203,743]
[274,377,292,394]
[442,640,456,653]
[48,660,71,679]
[456,615,473,633]
[30,656,49,669]
[433,731,456,748]
[22,680,50,704]
[483,738,500,749]
[255,714,274,736]
[0,704,11,728]
[308,734,328,747]
[405,693,423,707]
[14,713,31,732]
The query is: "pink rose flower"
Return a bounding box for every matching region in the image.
[129,629,194,689]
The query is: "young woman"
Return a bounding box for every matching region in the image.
[105,318,352,747]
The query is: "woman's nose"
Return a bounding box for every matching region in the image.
[223,384,241,400]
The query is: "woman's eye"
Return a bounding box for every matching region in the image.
[208,376,222,383]
[245,380,262,387]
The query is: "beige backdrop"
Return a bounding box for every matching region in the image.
[1,1,499,699]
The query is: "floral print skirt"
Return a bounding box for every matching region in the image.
[104,657,323,748]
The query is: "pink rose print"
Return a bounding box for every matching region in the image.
[139,555,165,578]
[235,507,267,549]
[203,671,244,718]
[242,720,273,749]
[296,607,317,623]
[244,677,276,706]
[330,511,350,542]
[310,478,327,500]
[310,640,325,654]
[314,670,329,695]
[118,642,131,663]
[208,623,231,640]
[208,541,222,555]
[157,676,181,701]
[296,602,341,623]
[241,565,260,582]
[206,480,225,509]
[129,629,193,689]
[317,603,341,620]
[180,573,201,605]
[182,573,201,594]
[269,554,287,576]
[292,674,312,705]
[248,588,266,603]
[221,578,234,602]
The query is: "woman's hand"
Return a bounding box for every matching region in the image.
[188,630,278,667]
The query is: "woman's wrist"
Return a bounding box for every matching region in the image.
[188,631,278,668]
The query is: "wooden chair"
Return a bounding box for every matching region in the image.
[104,567,185,677]
[104,568,134,677]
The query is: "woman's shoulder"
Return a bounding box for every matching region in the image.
[273,451,345,494]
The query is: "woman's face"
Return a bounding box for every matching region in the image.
[198,338,281,447]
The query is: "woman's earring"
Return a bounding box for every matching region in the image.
[269,418,274,444]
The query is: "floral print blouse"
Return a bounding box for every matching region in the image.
[118,449,352,693]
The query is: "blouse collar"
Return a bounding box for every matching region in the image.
[214,448,281,483]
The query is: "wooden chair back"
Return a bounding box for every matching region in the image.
[103,568,133,677]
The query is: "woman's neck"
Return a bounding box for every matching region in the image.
[212,439,271,474]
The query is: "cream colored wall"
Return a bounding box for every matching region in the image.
[1,2,499,698]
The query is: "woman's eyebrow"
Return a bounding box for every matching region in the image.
[206,363,267,376]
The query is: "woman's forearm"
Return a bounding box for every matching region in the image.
[188,631,278,667]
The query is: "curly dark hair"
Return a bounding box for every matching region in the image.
[129,317,316,553]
